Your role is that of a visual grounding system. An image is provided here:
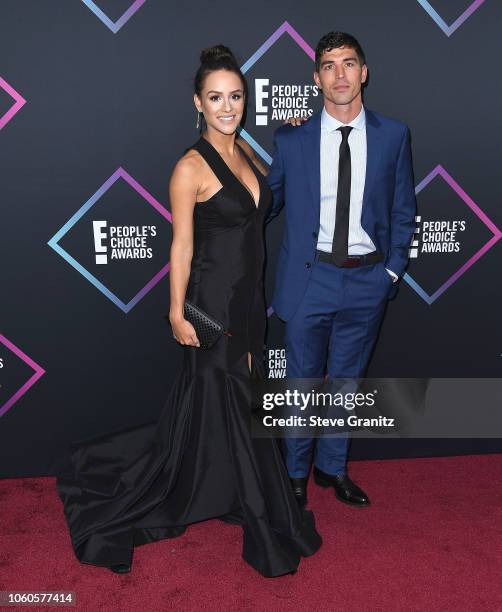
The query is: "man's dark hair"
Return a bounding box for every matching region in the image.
[315,31,366,72]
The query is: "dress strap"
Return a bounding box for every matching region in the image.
[186,137,231,187]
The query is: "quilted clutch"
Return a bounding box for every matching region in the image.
[165,300,231,349]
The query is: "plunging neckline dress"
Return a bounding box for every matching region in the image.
[56,136,322,577]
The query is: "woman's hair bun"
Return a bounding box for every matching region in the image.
[200,45,236,65]
[194,44,245,96]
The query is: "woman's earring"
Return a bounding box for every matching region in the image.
[196,111,202,130]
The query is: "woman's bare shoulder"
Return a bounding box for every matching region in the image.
[171,148,206,184]
[175,148,205,173]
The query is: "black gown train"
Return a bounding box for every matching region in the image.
[56,136,322,577]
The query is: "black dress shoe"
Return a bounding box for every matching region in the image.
[289,477,308,508]
[109,563,131,574]
[313,466,370,507]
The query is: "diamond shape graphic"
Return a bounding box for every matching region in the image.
[48,167,172,313]
[0,334,45,419]
[0,76,26,131]
[404,165,502,304]
[416,0,486,37]
[81,0,147,33]
[238,21,315,165]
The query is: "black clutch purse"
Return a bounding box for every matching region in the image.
[165,300,232,349]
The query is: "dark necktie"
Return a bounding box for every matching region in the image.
[331,125,353,265]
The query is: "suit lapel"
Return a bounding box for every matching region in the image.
[300,108,381,232]
[300,111,321,223]
[362,109,382,225]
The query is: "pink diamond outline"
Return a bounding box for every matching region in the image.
[239,20,315,164]
[0,76,26,131]
[416,0,486,37]
[404,165,502,304]
[0,334,45,418]
[48,167,172,313]
[80,0,147,33]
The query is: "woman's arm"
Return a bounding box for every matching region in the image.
[168,154,201,347]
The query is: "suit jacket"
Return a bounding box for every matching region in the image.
[266,107,417,321]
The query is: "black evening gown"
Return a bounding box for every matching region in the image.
[56,136,322,577]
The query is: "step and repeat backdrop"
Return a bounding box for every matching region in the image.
[1,0,501,476]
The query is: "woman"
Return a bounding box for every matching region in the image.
[56,45,321,577]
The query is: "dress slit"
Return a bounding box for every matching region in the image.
[56,135,322,576]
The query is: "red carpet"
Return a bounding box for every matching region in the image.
[1,455,501,611]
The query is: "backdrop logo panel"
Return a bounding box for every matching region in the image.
[404,165,502,304]
[92,220,157,266]
[0,335,45,419]
[239,21,320,164]
[267,348,286,378]
[80,0,147,33]
[48,168,172,313]
[415,0,486,36]
[0,76,26,131]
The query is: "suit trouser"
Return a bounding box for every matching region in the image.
[283,251,392,477]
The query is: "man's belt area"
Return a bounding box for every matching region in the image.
[316,250,383,268]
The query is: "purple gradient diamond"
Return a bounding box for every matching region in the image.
[81,0,147,33]
[239,20,315,164]
[416,0,486,37]
[0,76,26,131]
[404,165,502,304]
[48,167,172,313]
[0,334,45,419]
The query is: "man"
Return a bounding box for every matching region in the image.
[266,31,416,508]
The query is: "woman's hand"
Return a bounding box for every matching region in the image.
[284,116,309,127]
[170,316,200,347]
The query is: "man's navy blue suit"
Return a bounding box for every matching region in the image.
[266,108,416,477]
